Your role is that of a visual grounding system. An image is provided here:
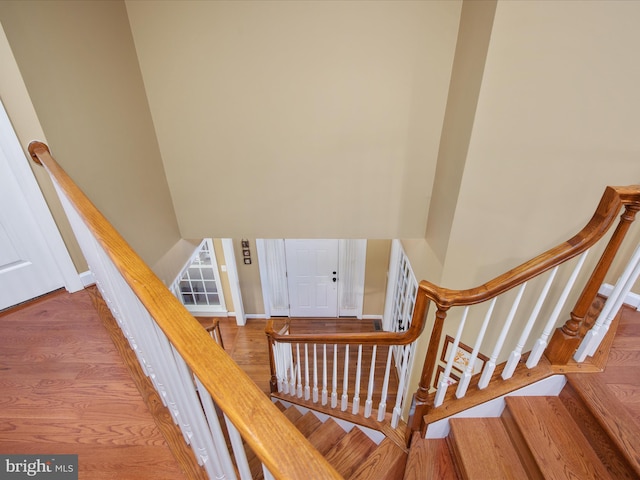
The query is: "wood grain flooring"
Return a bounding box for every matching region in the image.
[0,289,188,479]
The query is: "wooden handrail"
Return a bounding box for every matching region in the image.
[416,185,640,309]
[28,141,341,480]
[405,184,640,442]
[265,310,428,346]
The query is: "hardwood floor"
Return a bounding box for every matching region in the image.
[2,288,638,479]
[0,288,188,480]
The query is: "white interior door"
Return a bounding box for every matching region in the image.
[285,239,339,317]
[0,128,67,310]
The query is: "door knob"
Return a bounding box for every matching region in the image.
[332,278,337,282]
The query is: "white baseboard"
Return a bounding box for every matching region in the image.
[245,313,267,319]
[598,283,640,310]
[362,314,383,320]
[79,270,95,287]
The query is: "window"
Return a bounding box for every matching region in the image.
[174,239,226,314]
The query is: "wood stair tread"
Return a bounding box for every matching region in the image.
[403,433,456,480]
[324,427,377,479]
[565,372,640,477]
[448,417,528,479]
[504,396,612,479]
[306,418,348,456]
[560,381,638,479]
[349,437,408,480]
[293,411,323,437]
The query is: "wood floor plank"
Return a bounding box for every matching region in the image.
[0,289,194,479]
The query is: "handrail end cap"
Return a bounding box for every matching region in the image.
[27,141,49,165]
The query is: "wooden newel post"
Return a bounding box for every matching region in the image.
[546,205,640,365]
[265,327,279,394]
[405,304,448,445]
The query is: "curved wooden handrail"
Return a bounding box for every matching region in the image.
[265,302,429,345]
[417,185,640,309]
[28,141,341,480]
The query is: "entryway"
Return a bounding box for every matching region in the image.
[257,239,367,318]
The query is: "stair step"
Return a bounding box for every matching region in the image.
[503,396,612,479]
[293,411,323,437]
[403,433,457,480]
[324,427,377,479]
[349,437,408,480]
[306,418,348,456]
[283,405,303,423]
[448,417,528,479]
[564,372,640,478]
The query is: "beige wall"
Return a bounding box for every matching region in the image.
[0,24,86,272]
[439,0,640,290]
[125,0,461,239]
[362,240,392,316]
[0,0,181,267]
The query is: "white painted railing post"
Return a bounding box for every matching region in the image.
[527,250,589,368]
[312,344,319,403]
[341,345,350,411]
[478,283,527,389]
[352,345,363,414]
[331,345,338,409]
[364,345,377,418]
[576,243,640,361]
[377,347,393,422]
[322,344,328,406]
[435,307,469,407]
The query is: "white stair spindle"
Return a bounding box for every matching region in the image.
[435,307,469,407]
[364,345,377,418]
[352,345,363,415]
[503,267,559,379]
[456,298,497,398]
[322,344,328,405]
[479,283,527,389]
[331,344,338,408]
[341,345,350,411]
[391,345,412,428]
[576,244,640,361]
[304,344,310,400]
[312,344,319,403]
[527,250,589,368]
[296,343,303,398]
[377,347,394,421]
[289,345,296,394]
[223,413,253,480]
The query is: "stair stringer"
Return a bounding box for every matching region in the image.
[425,374,567,438]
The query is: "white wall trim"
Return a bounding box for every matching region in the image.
[599,282,640,310]
[245,313,267,319]
[362,314,383,320]
[255,239,271,318]
[222,239,246,326]
[79,270,95,287]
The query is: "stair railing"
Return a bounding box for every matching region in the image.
[406,185,640,441]
[265,304,429,429]
[28,142,341,480]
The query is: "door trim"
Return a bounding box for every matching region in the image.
[258,238,366,318]
[0,100,83,296]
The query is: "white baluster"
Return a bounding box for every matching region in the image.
[223,413,253,480]
[341,345,350,411]
[391,345,412,428]
[377,348,393,421]
[322,344,328,406]
[296,343,303,398]
[527,250,589,368]
[289,344,296,394]
[331,344,338,408]
[304,344,310,400]
[352,345,363,415]
[435,307,469,407]
[312,344,319,403]
[479,283,527,389]
[503,267,558,379]
[456,298,497,398]
[576,243,640,361]
[364,345,377,418]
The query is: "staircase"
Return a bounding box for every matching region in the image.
[246,401,408,479]
[403,308,640,480]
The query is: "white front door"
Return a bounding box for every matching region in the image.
[0,104,70,310]
[285,239,339,317]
